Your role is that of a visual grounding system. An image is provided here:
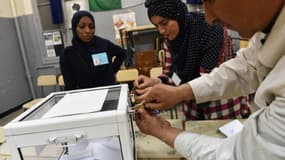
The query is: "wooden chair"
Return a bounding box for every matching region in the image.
[116,69,139,90]
[240,39,249,48]
[57,74,65,91]
[116,69,139,83]
[150,67,163,78]
[22,75,57,110]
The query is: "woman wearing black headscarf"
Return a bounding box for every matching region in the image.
[134,0,251,120]
[60,10,126,91]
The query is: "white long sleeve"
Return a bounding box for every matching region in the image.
[173,7,285,159]
[174,131,223,160]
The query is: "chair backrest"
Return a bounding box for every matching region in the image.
[240,39,249,48]
[37,75,57,86]
[57,74,65,91]
[57,75,65,86]
[37,75,57,96]
[116,69,139,83]
[150,67,162,78]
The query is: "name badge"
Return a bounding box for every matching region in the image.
[171,72,181,86]
[91,52,109,66]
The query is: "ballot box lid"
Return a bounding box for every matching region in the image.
[4,84,130,136]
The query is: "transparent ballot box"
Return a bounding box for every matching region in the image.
[4,84,136,160]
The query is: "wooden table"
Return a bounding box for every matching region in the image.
[136,120,183,160]
[0,119,245,160]
[136,119,245,160]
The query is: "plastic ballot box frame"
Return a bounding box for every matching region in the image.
[4,84,136,160]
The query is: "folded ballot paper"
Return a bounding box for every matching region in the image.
[42,89,108,119]
[60,137,122,160]
[218,120,244,137]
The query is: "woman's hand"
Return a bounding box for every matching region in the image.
[133,75,161,103]
[135,83,194,110]
[134,75,161,89]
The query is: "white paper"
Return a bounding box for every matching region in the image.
[218,120,243,137]
[112,12,136,39]
[90,137,122,160]
[60,137,121,160]
[42,89,108,119]
[171,72,181,86]
[46,46,56,57]
[53,31,63,45]
[44,32,54,46]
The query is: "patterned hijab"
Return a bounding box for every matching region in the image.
[146,0,195,82]
[146,0,187,31]
[146,0,223,83]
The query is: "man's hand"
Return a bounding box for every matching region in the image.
[135,108,182,147]
[135,83,194,110]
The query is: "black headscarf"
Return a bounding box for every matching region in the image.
[69,10,100,73]
[71,10,95,46]
[70,10,99,63]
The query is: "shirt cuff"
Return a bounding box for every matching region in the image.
[188,77,211,103]
[174,131,223,160]
[174,131,198,159]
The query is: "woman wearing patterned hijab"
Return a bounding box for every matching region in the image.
[60,10,126,91]
[134,0,251,120]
